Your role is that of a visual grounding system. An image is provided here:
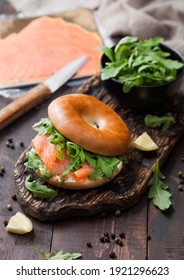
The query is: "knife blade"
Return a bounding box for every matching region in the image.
[0,55,89,131]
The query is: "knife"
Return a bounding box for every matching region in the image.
[0,55,89,131]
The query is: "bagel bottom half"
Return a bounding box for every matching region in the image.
[36,162,123,190]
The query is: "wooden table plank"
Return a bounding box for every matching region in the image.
[0,115,54,260]
[0,103,53,260]
[147,133,184,259]
[0,215,53,259]
[51,194,148,260]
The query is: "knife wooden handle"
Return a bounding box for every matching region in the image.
[0,83,52,131]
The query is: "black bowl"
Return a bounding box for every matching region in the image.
[100,44,184,111]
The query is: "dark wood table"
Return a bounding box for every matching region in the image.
[0,1,184,260]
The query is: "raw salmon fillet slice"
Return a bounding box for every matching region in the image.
[0,16,102,88]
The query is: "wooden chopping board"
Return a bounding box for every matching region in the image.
[14,75,184,221]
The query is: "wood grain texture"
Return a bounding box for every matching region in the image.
[13,75,184,221]
[147,135,184,260]
[51,196,148,260]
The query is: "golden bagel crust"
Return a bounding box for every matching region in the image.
[48,94,130,156]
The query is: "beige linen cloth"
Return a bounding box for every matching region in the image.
[8,0,184,55]
[96,0,184,56]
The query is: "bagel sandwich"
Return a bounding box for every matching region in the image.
[24,94,131,191]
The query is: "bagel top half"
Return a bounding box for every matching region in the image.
[48,94,130,156]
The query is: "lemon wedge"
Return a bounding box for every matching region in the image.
[6,212,33,234]
[132,132,158,151]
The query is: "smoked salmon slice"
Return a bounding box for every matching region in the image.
[73,164,94,183]
[32,133,70,175]
[32,133,94,182]
[0,16,102,88]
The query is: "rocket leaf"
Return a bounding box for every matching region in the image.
[144,113,176,131]
[25,175,58,199]
[32,246,81,260]
[148,160,172,211]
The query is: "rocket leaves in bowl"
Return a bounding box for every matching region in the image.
[100,36,184,93]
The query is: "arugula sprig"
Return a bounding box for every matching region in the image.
[25,148,53,180]
[100,36,184,93]
[144,113,176,131]
[63,142,122,180]
[148,160,172,211]
[33,118,54,134]
[89,156,121,180]
[25,175,58,199]
[32,246,81,260]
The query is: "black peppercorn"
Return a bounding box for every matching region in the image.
[8,137,13,143]
[12,194,17,201]
[0,166,5,176]
[115,237,120,245]
[119,232,125,239]
[3,220,8,226]
[6,142,10,148]
[119,240,124,247]
[0,166,5,173]
[20,142,24,147]
[86,242,92,248]
[104,236,110,243]
[111,233,115,240]
[147,234,151,240]
[6,142,15,149]
[100,237,105,243]
[6,138,15,149]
